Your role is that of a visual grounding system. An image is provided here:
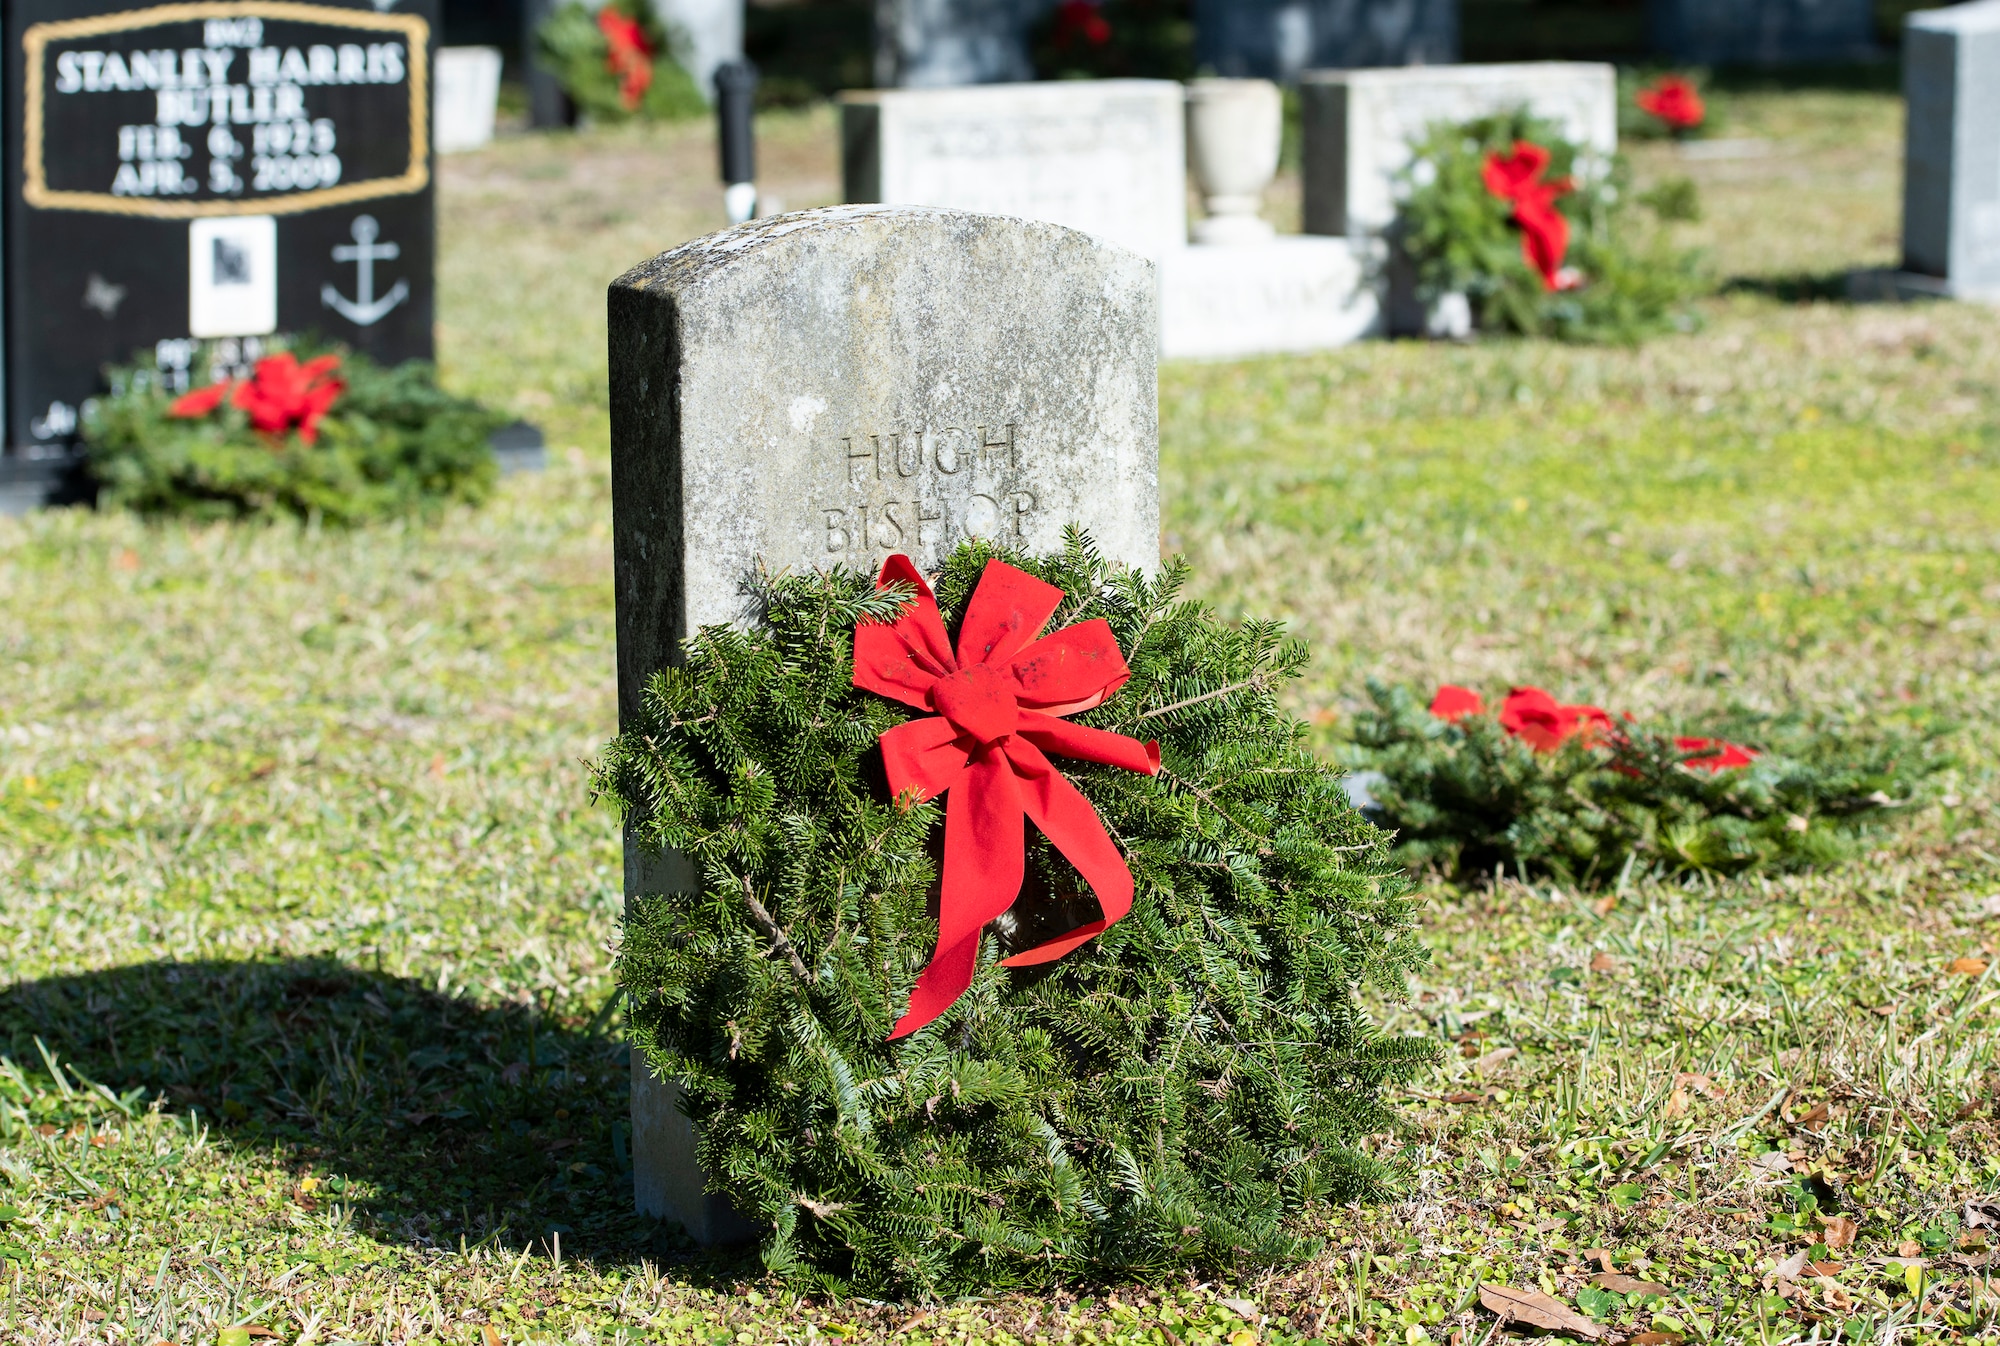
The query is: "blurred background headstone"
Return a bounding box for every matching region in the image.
[875,0,1049,86]
[1194,0,1460,81]
[841,80,1186,257]
[2,0,439,493]
[435,46,504,152]
[1895,0,2000,299]
[1647,0,1877,65]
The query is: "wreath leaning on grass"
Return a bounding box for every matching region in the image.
[592,533,1438,1298]
[1395,108,1708,343]
[83,343,503,524]
[1347,680,1948,884]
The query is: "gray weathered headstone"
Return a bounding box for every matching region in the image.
[1647,0,1876,66]
[607,205,1160,1243]
[1898,0,2000,300]
[1193,0,1459,82]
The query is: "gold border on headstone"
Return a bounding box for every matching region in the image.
[21,0,430,219]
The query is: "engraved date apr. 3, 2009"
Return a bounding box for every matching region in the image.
[818,422,1038,556]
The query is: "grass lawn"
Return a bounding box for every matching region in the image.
[4,84,2000,1344]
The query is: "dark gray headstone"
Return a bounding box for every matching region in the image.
[1647,0,1876,67]
[1901,1,2000,299]
[876,0,1050,88]
[1193,0,1459,82]
[3,0,438,460]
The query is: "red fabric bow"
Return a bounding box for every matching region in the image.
[1428,685,1486,723]
[167,381,232,420]
[1497,686,1612,753]
[597,6,654,110]
[854,555,1160,1040]
[1674,737,1756,772]
[166,353,344,445]
[1052,0,1112,48]
[1636,75,1705,132]
[234,353,344,444]
[1481,141,1575,292]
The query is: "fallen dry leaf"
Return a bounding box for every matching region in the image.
[1589,950,1620,973]
[1661,1085,1690,1120]
[1629,1334,1685,1346]
[1592,894,1617,916]
[1872,1004,1897,1016]
[1948,957,1989,977]
[1219,1298,1259,1319]
[1581,1247,1617,1273]
[1442,1091,1485,1105]
[1590,1271,1672,1297]
[1898,1240,1924,1258]
[481,1326,502,1346]
[1809,1261,1844,1277]
[1477,1284,1604,1340]
[1676,1072,1724,1099]
[1771,1249,1811,1282]
[1472,1046,1517,1073]
[1793,1101,1831,1128]
[1819,1215,1859,1250]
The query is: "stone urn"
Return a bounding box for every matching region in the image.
[1185,78,1282,245]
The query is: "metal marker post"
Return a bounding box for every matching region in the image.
[714,60,759,225]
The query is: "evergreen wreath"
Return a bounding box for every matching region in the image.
[537,0,707,124]
[83,342,502,524]
[593,534,1437,1298]
[1348,681,1947,883]
[1394,109,1707,344]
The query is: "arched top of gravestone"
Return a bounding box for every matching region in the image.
[614,202,1153,308]
[607,206,1161,715]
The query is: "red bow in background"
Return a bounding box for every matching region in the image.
[597,6,655,110]
[1636,75,1705,132]
[854,555,1160,1040]
[1481,141,1576,292]
[1429,684,1757,770]
[1051,0,1113,48]
[167,352,345,445]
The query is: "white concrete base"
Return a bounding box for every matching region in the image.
[1158,235,1381,360]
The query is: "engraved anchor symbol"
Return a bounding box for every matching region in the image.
[321,215,409,326]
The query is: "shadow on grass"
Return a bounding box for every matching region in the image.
[1721,271,1860,304]
[0,956,745,1275]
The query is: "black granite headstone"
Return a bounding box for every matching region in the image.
[3,0,438,459]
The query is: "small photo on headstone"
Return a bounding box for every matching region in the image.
[189,216,277,338]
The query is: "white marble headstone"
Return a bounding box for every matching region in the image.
[841,81,1187,261]
[434,46,502,155]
